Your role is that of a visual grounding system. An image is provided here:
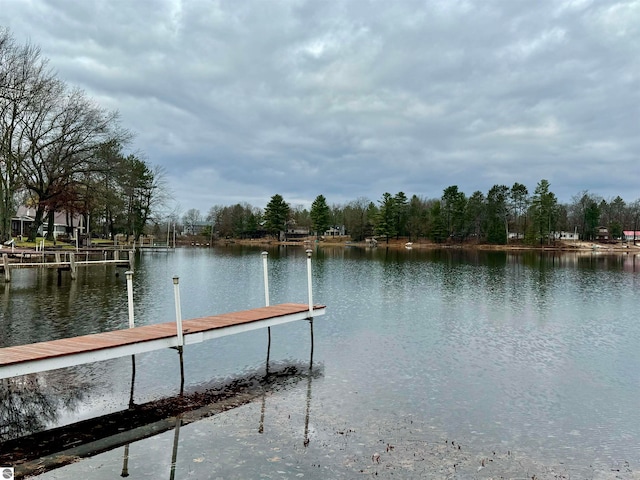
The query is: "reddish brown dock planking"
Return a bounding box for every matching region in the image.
[0,303,326,378]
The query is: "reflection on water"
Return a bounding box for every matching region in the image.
[1,247,640,478]
[0,369,93,441]
[2,360,321,478]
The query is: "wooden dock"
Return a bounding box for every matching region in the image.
[0,303,326,379]
[1,250,133,282]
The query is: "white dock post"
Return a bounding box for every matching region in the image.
[125,272,137,408]
[125,271,135,328]
[306,249,315,363]
[3,254,10,282]
[172,276,184,347]
[172,276,185,395]
[129,250,134,270]
[262,251,270,306]
[69,252,77,280]
[306,249,314,317]
[262,251,271,371]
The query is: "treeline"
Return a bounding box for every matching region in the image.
[0,28,166,242]
[183,180,640,245]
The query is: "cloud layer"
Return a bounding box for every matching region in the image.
[3,0,639,212]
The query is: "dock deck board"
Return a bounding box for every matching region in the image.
[0,303,326,378]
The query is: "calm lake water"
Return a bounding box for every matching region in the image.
[1,246,640,479]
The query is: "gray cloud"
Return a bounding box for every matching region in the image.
[2,0,638,213]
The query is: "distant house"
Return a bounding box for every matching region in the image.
[284,226,309,241]
[11,206,85,239]
[554,231,579,241]
[623,231,640,242]
[596,227,609,241]
[324,225,346,237]
[183,221,209,236]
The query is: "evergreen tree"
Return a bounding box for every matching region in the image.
[264,194,290,238]
[486,185,509,244]
[530,179,558,245]
[393,191,409,238]
[465,191,486,241]
[429,201,447,243]
[441,185,467,240]
[310,194,331,237]
[375,192,396,242]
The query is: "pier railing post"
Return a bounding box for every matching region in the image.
[3,254,10,283]
[262,251,271,372]
[306,249,314,317]
[306,249,315,363]
[262,251,270,307]
[69,252,77,280]
[173,276,185,395]
[172,277,184,347]
[126,271,135,328]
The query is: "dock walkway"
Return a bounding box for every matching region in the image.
[0,303,326,379]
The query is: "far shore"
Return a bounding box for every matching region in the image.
[3,236,638,255]
[213,236,640,253]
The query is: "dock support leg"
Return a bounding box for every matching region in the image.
[266,330,271,375]
[3,254,10,283]
[129,355,136,408]
[178,347,185,396]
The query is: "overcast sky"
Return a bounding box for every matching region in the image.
[2,0,639,214]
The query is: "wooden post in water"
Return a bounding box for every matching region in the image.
[3,254,10,282]
[69,252,77,280]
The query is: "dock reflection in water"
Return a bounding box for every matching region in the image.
[1,357,321,479]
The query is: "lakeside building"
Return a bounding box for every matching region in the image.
[623,231,640,242]
[11,206,85,239]
[554,231,580,241]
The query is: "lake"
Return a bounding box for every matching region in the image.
[1,246,640,479]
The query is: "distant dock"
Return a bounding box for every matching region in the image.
[1,250,134,282]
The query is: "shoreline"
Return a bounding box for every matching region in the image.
[214,237,640,254]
